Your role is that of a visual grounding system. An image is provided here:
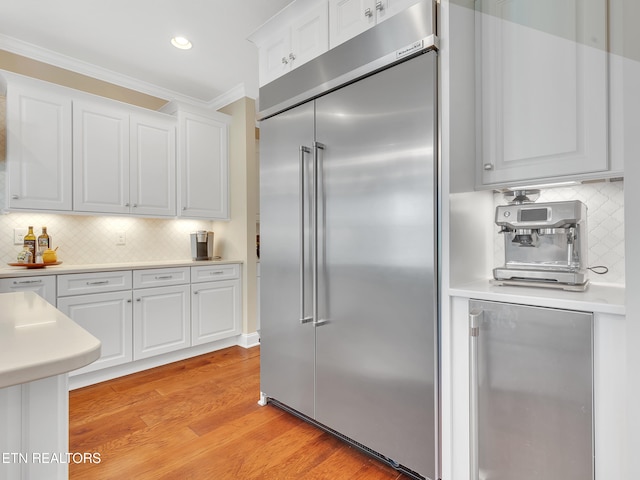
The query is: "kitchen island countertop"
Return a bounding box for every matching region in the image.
[0,291,101,388]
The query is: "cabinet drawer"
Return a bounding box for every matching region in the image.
[0,276,57,305]
[133,267,190,289]
[57,271,132,296]
[191,263,240,283]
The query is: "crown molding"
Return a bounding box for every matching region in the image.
[0,33,243,109]
[207,83,259,110]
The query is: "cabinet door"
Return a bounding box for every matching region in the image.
[259,31,292,86]
[73,100,130,213]
[477,0,608,187]
[378,0,423,23]
[329,0,375,48]
[291,3,329,68]
[178,111,230,220]
[191,279,241,345]
[0,276,56,306]
[6,83,72,211]
[133,285,190,360]
[130,112,176,217]
[57,291,133,375]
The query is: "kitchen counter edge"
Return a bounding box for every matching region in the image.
[0,259,244,279]
[448,279,625,316]
[0,291,101,389]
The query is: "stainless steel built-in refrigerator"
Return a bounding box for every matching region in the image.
[259,3,438,479]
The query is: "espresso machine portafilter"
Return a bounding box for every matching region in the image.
[492,194,589,291]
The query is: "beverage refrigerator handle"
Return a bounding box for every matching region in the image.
[469,308,482,480]
[299,146,313,324]
[313,142,327,326]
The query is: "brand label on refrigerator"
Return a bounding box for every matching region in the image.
[396,40,424,59]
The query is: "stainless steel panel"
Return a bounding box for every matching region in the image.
[258,0,436,119]
[260,101,316,418]
[469,300,593,480]
[314,53,438,478]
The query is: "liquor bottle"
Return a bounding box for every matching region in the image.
[23,226,36,259]
[37,226,50,253]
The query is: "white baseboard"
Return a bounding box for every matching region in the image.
[68,335,253,390]
[238,331,260,349]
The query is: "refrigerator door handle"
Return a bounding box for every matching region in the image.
[313,141,328,326]
[300,146,313,324]
[469,308,482,480]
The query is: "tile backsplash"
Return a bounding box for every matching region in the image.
[493,180,625,286]
[0,212,214,265]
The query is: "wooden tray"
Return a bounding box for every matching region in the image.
[8,261,62,269]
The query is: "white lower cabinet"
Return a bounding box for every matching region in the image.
[57,270,134,376]
[57,290,133,375]
[191,279,242,346]
[0,275,56,305]
[0,375,69,480]
[52,263,242,382]
[133,284,190,360]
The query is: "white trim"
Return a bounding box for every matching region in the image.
[0,34,248,109]
[68,336,240,390]
[208,83,256,110]
[238,332,260,349]
[68,333,261,390]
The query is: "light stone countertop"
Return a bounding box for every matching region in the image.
[449,279,625,316]
[0,258,244,279]
[0,291,101,388]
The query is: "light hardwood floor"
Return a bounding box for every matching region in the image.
[69,346,410,479]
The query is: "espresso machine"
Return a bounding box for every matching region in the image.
[492,191,589,291]
[191,231,214,261]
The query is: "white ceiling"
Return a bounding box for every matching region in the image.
[0,0,295,105]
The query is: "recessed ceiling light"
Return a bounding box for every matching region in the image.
[171,36,192,50]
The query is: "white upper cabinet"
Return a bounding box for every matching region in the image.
[73,100,130,214]
[73,99,177,216]
[130,112,176,217]
[4,75,179,217]
[260,33,292,85]
[250,0,423,85]
[329,0,420,48]
[476,0,610,188]
[257,2,329,86]
[6,81,72,211]
[176,109,230,220]
[330,0,374,48]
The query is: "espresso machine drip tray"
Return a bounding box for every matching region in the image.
[493,199,590,291]
[492,268,589,291]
